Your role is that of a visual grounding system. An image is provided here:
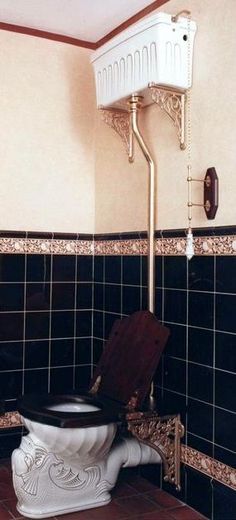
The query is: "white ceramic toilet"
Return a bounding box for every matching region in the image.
[12,311,170,518]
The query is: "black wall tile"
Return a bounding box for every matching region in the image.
[213,480,236,520]
[188,291,214,329]
[187,433,213,457]
[122,285,141,315]
[0,313,24,341]
[26,255,51,282]
[77,283,92,309]
[216,294,236,333]
[76,338,92,365]
[93,310,104,339]
[94,256,104,283]
[188,398,213,441]
[105,256,121,283]
[123,256,141,285]
[0,254,25,282]
[164,289,187,325]
[76,310,92,337]
[26,283,50,311]
[93,338,103,364]
[52,255,76,281]
[164,256,187,289]
[105,284,121,313]
[51,339,74,367]
[164,323,186,360]
[188,256,214,292]
[0,284,24,312]
[25,340,49,368]
[186,466,212,519]
[188,363,213,404]
[215,369,236,413]
[75,365,91,391]
[214,445,236,469]
[215,408,236,452]
[0,342,23,371]
[163,357,186,395]
[25,312,50,340]
[154,288,162,319]
[0,432,23,459]
[50,367,74,394]
[0,370,22,399]
[216,256,236,293]
[51,311,74,339]
[94,283,104,310]
[24,368,48,394]
[188,327,213,366]
[215,332,236,372]
[52,283,75,310]
[77,256,93,281]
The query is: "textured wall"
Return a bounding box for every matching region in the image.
[0,31,96,233]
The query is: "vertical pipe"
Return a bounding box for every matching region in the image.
[128,95,155,314]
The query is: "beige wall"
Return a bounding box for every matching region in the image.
[1,0,236,235]
[0,31,95,233]
[95,0,236,232]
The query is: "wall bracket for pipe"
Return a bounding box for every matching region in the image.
[99,107,133,160]
[99,85,187,153]
[149,84,186,149]
[126,411,184,490]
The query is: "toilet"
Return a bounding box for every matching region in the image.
[12,311,169,518]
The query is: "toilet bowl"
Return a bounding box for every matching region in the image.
[12,394,161,518]
[11,311,170,518]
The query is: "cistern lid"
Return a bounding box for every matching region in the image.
[90,310,169,408]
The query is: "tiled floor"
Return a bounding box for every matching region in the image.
[0,459,207,520]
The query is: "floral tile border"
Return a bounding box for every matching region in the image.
[0,411,21,429]
[181,445,236,491]
[0,412,235,491]
[0,234,235,255]
[0,238,94,255]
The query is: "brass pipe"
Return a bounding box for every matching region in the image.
[128,94,155,314]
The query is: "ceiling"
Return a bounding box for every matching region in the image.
[0,0,167,46]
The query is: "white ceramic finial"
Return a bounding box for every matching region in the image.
[186,227,194,260]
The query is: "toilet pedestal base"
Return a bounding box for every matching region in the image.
[12,434,114,518]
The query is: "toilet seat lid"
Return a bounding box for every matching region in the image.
[90,310,169,408]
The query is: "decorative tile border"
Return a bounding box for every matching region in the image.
[0,234,235,255]
[181,445,236,491]
[95,235,236,256]
[0,412,235,491]
[0,411,22,429]
[0,238,94,255]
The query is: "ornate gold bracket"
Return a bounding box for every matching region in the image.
[127,412,184,490]
[99,107,133,161]
[99,85,186,154]
[148,84,186,150]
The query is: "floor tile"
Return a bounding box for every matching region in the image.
[114,495,158,516]
[0,504,13,520]
[145,488,184,509]
[168,505,208,519]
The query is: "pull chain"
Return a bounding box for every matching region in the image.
[186,12,194,260]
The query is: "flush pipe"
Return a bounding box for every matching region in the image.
[128,94,155,314]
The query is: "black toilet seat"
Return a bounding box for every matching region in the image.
[18,393,125,428]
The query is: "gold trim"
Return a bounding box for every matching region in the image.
[149,84,186,149]
[181,445,236,491]
[99,108,132,158]
[127,412,184,490]
[0,411,22,428]
[0,238,94,255]
[0,235,235,256]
